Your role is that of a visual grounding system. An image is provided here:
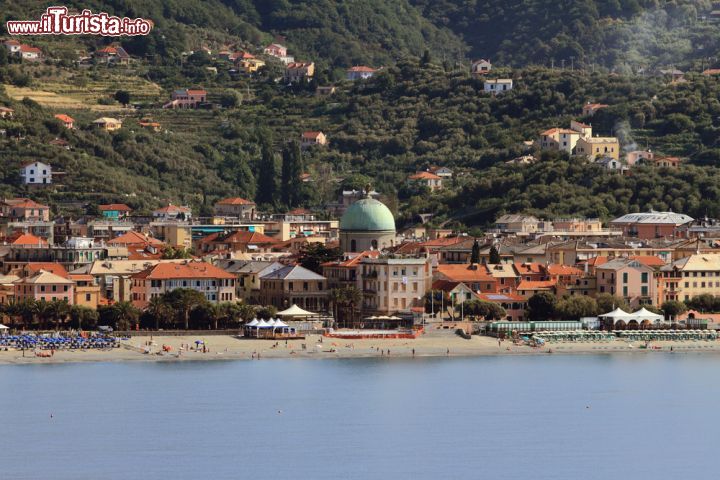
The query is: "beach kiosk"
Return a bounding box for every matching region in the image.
[277,304,322,333]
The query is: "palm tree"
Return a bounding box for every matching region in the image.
[47,300,71,331]
[164,289,208,330]
[146,296,171,330]
[113,301,140,331]
[343,287,362,328]
[329,288,344,328]
[70,305,98,331]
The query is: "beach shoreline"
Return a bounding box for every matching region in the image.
[1,332,720,365]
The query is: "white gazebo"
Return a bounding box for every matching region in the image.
[632,307,664,322]
[277,304,317,318]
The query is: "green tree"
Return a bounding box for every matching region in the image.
[256,130,277,205]
[554,296,598,320]
[470,239,480,265]
[69,305,98,330]
[595,293,630,314]
[489,245,501,264]
[164,288,208,330]
[299,242,342,273]
[219,89,242,108]
[146,296,173,330]
[114,90,131,106]
[661,300,687,320]
[113,301,140,330]
[281,140,303,207]
[527,292,557,321]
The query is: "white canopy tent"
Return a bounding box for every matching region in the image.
[0,324,8,330]
[277,304,317,318]
[598,308,635,320]
[632,307,664,322]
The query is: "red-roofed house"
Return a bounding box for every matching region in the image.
[435,264,498,293]
[13,262,69,279]
[471,59,492,75]
[301,131,327,148]
[19,44,42,61]
[1,198,50,221]
[197,230,278,254]
[408,171,443,191]
[285,62,314,83]
[93,45,131,64]
[0,106,14,119]
[54,114,74,129]
[214,197,256,220]
[582,102,609,116]
[98,203,132,220]
[164,88,207,109]
[153,204,191,221]
[516,280,557,299]
[475,292,527,321]
[346,66,377,80]
[131,261,235,308]
[108,231,165,260]
[14,270,74,304]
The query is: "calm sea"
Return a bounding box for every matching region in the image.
[0,355,717,479]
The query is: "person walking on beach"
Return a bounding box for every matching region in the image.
[446,348,450,356]
[412,348,415,357]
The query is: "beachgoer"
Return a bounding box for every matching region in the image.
[412,348,415,357]
[446,348,450,356]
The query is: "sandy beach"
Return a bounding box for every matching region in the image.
[1,329,720,364]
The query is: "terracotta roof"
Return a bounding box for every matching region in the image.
[436,264,495,282]
[302,131,323,139]
[216,197,255,206]
[23,263,69,278]
[584,103,608,109]
[517,280,556,290]
[545,265,583,276]
[97,46,118,54]
[513,262,544,274]
[475,292,526,302]
[703,69,720,75]
[200,230,278,246]
[630,255,666,267]
[11,233,48,246]
[321,251,379,268]
[347,66,376,72]
[108,230,164,246]
[69,273,94,282]
[154,204,190,214]
[54,114,74,123]
[540,128,578,136]
[98,203,132,212]
[409,171,442,180]
[133,261,234,280]
[20,45,41,54]
[431,279,465,292]
[186,89,207,95]
[3,198,49,209]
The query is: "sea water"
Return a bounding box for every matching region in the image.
[0,355,716,479]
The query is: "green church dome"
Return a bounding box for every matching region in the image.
[340,197,396,232]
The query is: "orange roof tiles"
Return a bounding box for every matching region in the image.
[517,280,556,290]
[54,114,74,123]
[409,171,442,180]
[216,197,255,206]
[11,233,48,246]
[24,263,69,278]
[133,261,234,280]
[108,231,164,246]
[436,264,495,282]
[98,203,132,212]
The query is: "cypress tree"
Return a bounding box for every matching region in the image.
[256,131,276,205]
[281,140,303,207]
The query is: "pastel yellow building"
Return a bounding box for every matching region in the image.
[575,136,620,160]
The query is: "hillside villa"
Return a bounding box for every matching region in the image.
[54,114,74,129]
[471,59,492,75]
[284,62,314,83]
[301,131,327,148]
[93,117,122,131]
[164,88,207,109]
[346,66,377,81]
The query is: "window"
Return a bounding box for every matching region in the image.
[623,272,628,283]
[641,286,648,296]
[641,272,648,283]
[623,286,628,297]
